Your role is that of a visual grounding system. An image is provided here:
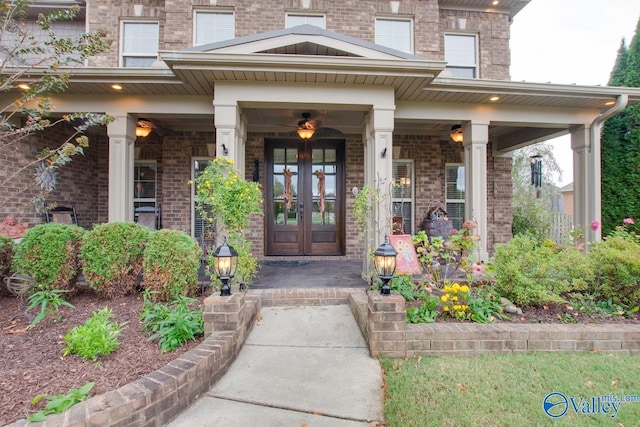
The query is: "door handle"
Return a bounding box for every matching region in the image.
[299,202,304,214]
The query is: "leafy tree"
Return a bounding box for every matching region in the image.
[602,17,640,236]
[511,142,563,240]
[0,0,112,212]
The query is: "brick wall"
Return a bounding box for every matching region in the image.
[87,0,513,80]
[0,122,104,230]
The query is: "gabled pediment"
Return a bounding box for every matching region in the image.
[182,24,422,61]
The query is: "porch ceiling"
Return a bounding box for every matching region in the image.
[439,0,531,19]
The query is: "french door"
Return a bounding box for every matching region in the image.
[265,139,345,256]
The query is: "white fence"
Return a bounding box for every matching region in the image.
[549,213,573,244]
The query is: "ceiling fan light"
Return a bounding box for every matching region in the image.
[296,112,315,140]
[136,120,153,138]
[450,124,464,143]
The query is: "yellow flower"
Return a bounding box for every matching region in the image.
[188,180,194,185]
[443,306,449,311]
[460,285,470,293]
[452,296,458,302]
[441,295,449,302]
[452,283,460,292]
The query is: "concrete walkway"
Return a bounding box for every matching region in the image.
[166,305,384,427]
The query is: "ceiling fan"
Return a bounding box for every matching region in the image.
[296,112,315,140]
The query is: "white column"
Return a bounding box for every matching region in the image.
[106,115,136,222]
[213,102,245,174]
[366,107,395,244]
[463,122,489,261]
[571,125,600,243]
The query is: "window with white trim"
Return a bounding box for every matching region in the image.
[195,11,234,45]
[121,22,159,67]
[444,34,478,78]
[134,162,157,209]
[445,164,465,230]
[286,14,326,29]
[375,18,412,53]
[392,161,414,234]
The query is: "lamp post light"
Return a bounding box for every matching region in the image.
[374,235,397,295]
[212,237,238,296]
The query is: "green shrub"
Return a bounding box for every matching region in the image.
[406,295,439,323]
[81,222,149,298]
[27,288,75,328]
[63,307,126,361]
[493,234,592,306]
[142,230,202,302]
[28,382,94,422]
[0,236,13,296]
[589,227,640,307]
[139,293,203,353]
[12,223,85,292]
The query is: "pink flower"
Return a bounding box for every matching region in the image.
[472,261,484,276]
[462,220,476,230]
[591,220,600,231]
[624,218,635,225]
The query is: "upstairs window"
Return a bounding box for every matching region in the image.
[195,11,234,45]
[444,34,478,78]
[286,14,326,29]
[375,18,412,54]
[121,22,158,67]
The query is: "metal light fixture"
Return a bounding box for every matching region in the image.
[136,120,153,138]
[297,112,315,140]
[212,237,238,296]
[450,124,464,143]
[374,235,397,295]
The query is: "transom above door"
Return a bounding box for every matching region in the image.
[265,139,345,256]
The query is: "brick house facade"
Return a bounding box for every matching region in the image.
[2,0,640,263]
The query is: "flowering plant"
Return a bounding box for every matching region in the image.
[193,158,263,288]
[440,282,470,320]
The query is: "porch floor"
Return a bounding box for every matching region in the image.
[199,259,367,289]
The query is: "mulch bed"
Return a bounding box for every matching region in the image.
[0,286,206,426]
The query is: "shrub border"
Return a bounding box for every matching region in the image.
[8,288,640,427]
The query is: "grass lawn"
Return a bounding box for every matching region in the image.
[381,352,640,426]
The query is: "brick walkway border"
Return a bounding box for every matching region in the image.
[10,288,639,427]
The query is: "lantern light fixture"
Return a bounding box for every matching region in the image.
[374,235,397,295]
[212,236,238,296]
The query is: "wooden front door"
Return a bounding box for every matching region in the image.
[265,139,345,256]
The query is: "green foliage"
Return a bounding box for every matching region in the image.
[81,222,149,298]
[26,288,74,328]
[388,274,425,301]
[142,230,202,302]
[406,295,439,324]
[413,221,480,288]
[0,1,113,211]
[12,223,85,291]
[468,286,509,323]
[0,236,13,295]
[28,382,94,422]
[601,21,640,236]
[139,293,204,353]
[63,308,125,361]
[194,157,263,287]
[493,234,592,306]
[588,226,640,307]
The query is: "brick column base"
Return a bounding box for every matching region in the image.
[203,292,246,335]
[366,290,406,358]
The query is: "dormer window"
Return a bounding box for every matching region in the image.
[444,34,478,78]
[375,18,413,54]
[286,14,325,29]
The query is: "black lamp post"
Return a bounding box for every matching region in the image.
[212,237,238,296]
[374,235,397,295]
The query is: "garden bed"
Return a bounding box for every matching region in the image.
[0,287,205,426]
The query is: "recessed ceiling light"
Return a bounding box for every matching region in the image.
[490,96,500,102]
[18,83,30,90]
[492,0,499,5]
[605,100,615,106]
[112,84,123,90]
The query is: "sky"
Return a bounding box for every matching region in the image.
[509,0,640,186]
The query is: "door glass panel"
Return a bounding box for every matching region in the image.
[273,147,299,225]
[325,149,336,163]
[325,175,336,197]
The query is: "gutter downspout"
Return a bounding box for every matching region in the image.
[589,93,628,241]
